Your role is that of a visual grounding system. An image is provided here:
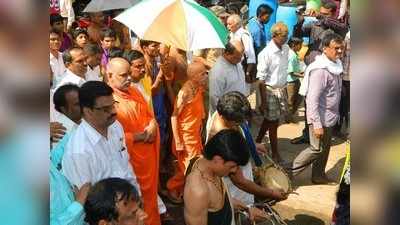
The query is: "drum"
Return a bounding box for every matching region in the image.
[254,155,292,194]
[235,203,289,225]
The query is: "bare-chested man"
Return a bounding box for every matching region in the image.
[184,129,249,225]
[87,12,105,44]
[207,91,288,206]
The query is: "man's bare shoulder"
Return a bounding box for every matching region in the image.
[184,171,209,200]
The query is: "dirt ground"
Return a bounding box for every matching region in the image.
[161,103,347,225]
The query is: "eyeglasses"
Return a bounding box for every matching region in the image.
[93,101,119,113]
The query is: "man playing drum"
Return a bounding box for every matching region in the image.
[184,129,261,225]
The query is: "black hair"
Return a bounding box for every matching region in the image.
[108,47,123,59]
[288,37,303,48]
[122,50,144,62]
[216,91,251,123]
[53,84,80,113]
[79,81,113,109]
[224,41,237,54]
[322,33,343,48]
[84,178,140,225]
[62,47,84,65]
[49,28,61,36]
[50,13,63,26]
[256,4,274,18]
[100,28,117,41]
[83,43,102,56]
[321,0,338,13]
[203,129,250,166]
[139,39,159,49]
[72,28,89,41]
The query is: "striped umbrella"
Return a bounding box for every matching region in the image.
[114,0,229,51]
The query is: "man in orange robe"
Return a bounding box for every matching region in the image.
[166,62,209,203]
[107,57,161,225]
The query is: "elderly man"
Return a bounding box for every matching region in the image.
[291,33,344,184]
[227,14,257,82]
[256,22,290,164]
[107,57,161,225]
[57,47,88,88]
[62,81,140,192]
[84,43,103,81]
[208,40,248,119]
[166,62,208,203]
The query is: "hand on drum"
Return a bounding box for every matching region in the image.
[271,188,289,201]
[248,206,270,222]
[255,143,268,155]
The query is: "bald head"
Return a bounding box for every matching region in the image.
[187,62,208,87]
[107,57,131,92]
[107,57,130,74]
[224,40,244,65]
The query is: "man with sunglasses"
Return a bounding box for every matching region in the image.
[62,81,141,194]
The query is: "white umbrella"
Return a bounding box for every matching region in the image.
[114,0,228,51]
[83,0,140,13]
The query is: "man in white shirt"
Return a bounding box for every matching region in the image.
[62,81,140,192]
[50,29,66,89]
[57,47,88,88]
[227,14,257,82]
[52,84,81,134]
[84,43,103,81]
[256,22,290,163]
[208,40,247,118]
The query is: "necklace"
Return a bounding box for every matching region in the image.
[196,167,223,195]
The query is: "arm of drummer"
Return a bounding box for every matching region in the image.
[184,175,208,225]
[229,168,288,201]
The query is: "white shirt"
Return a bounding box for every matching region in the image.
[62,119,140,190]
[53,113,78,135]
[56,69,86,89]
[209,56,249,115]
[256,40,289,88]
[50,52,66,89]
[229,27,256,64]
[59,0,75,28]
[85,65,102,81]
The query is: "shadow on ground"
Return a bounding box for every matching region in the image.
[285,214,326,225]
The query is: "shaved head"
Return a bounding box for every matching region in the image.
[187,62,208,87]
[107,57,131,92]
[107,57,130,73]
[224,40,244,65]
[230,40,244,53]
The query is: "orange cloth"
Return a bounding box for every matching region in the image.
[113,87,161,225]
[167,88,205,195]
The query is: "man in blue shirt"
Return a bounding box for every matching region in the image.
[247,4,274,56]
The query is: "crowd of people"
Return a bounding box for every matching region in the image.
[49,0,350,225]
